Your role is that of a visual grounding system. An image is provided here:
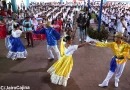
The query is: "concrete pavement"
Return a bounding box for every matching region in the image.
[0,34,130,90]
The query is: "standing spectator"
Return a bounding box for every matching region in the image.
[6,17,13,35]
[116,16,127,35]
[7,1,12,9]
[1,7,6,16]
[0,18,7,39]
[86,12,91,29]
[76,13,87,42]
[0,0,3,8]
[53,20,60,33]
[7,8,12,16]
[64,19,73,33]
[2,0,7,10]
[57,16,63,33]
[23,16,33,47]
[32,17,38,31]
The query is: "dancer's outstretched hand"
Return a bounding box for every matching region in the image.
[78,42,90,48]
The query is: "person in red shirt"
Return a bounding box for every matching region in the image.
[0,19,7,39]
[1,7,6,16]
[33,21,46,40]
[7,8,12,16]
[53,20,60,32]
[56,16,63,34]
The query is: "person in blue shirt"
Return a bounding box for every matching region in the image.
[33,22,61,60]
[23,16,33,47]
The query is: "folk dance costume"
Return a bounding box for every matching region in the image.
[60,33,69,57]
[33,22,61,60]
[47,34,89,87]
[95,33,130,88]
[47,43,78,87]
[5,30,27,60]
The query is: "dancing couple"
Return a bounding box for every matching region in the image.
[47,32,130,88]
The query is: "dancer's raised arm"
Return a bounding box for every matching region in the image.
[78,42,90,48]
[33,28,46,34]
[90,41,113,48]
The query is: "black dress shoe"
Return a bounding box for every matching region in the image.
[48,58,54,61]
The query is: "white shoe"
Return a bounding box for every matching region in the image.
[48,58,54,60]
[98,82,108,87]
[79,39,81,41]
[23,57,26,59]
[115,81,118,88]
[12,58,17,60]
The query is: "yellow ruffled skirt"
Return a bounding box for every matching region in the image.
[47,55,73,87]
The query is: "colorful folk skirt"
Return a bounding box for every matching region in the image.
[5,36,27,60]
[47,55,73,87]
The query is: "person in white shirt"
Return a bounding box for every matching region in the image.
[67,12,74,24]
[109,18,116,33]
[6,17,13,35]
[48,15,52,23]
[5,23,27,60]
[116,16,127,35]
[101,13,105,25]
[19,12,24,20]
[64,19,73,33]
[32,17,38,31]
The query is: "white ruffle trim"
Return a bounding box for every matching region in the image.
[86,35,99,42]
[7,50,27,60]
[5,36,12,50]
[86,35,108,45]
[47,66,70,87]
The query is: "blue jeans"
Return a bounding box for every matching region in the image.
[77,27,87,40]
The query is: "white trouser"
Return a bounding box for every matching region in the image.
[102,63,126,84]
[47,45,60,60]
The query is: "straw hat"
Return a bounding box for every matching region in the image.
[46,21,52,27]
[115,32,123,38]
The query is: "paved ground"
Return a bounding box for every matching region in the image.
[0,30,130,90]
